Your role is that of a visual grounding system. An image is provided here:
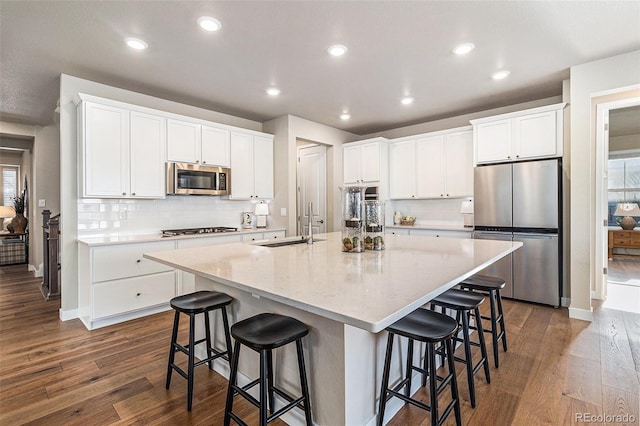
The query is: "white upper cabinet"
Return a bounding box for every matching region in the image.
[471,103,565,164]
[78,99,166,199]
[342,139,387,185]
[167,120,231,167]
[389,128,473,199]
[201,125,231,167]
[230,132,274,200]
[166,119,200,163]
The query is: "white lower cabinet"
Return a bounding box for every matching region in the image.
[241,230,285,242]
[78,240,177,330]
[386,228,471,238]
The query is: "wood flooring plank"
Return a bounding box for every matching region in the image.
[562,354,603,407]
[623,310,640,377]
[602,384,640,426]
[599,308,640,394]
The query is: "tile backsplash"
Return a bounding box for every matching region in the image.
[77,196,257,238]
[387,198,473,227]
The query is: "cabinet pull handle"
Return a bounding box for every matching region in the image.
[131,192,136,196]
[136,259,141,263]
[136,293,141,297]
[122,192,126,196]
[516,155,520,158]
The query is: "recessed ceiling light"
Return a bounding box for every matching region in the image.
[266,87,281,96]
[125,37,148,50]
[491,70,511,80]
[401,97,414,105]
[198,16,222,32]
[328,44,348,57]
[340,113,351,120]
[452,43,475,55]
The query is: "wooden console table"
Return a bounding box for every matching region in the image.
[608,229,640,259]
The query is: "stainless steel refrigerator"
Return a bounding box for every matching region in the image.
[473,158,562,307]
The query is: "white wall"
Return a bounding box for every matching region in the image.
[569,49,640,320]
[59,74,265,318]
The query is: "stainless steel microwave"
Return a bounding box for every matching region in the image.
[166,162,230,195]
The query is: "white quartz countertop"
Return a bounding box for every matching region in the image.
[386,224,473,232]
[76,228,286,246]
[144,232,521,333]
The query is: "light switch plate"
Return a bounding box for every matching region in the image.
[280,208,287,216]
[38,199,46,207]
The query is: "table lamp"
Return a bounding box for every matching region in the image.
[0,206,16,231]
[254,202,269,228]
[614,202,640,230]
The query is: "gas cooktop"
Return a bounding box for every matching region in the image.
[161,227,238,237]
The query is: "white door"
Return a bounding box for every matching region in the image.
[201,125,230,166]
[389,140,416,199]
[229,132,254,199]
[253,136,274,200]
[298,145,327,235]
[167,119,200,163]
[343,145,361,184]
[129,111,166,198]
[445,130,473,197]
[415,135,444,198]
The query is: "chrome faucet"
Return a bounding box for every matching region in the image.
[307,201,313,244]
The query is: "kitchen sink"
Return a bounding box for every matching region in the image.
[256,237,325,248]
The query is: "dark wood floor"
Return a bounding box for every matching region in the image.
[1,264,639,425]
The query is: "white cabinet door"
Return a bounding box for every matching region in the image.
[444,131,473,197]
[514,111,557,160]
[415,136,444,198]
[129,111,166,198]
[201,125,230,166]
[343,145,362,184]
[253,136,274,199]
[230,132,255,199]
[389,140,416,199]
[475,119,512,163]
[82,102,129,197]
[360,143,380,182]
[167,119,201,163]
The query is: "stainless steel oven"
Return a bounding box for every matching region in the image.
[166,162,230,195]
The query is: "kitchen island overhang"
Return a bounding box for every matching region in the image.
[144,232,521,425]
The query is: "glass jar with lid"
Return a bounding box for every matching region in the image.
[341,186,366,253]
[365,200,385,250]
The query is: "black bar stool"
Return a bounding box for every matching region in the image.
[459,274,508,368]
[224,313,312,426]
[166,290,233,411]
[430,288,490,408]
[377,308,461,426]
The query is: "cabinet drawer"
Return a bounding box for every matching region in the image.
[177,235,241,249]
[92,271,176,319]
[263,231,285,240]
[92,241,175,283]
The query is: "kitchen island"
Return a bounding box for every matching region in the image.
[145,232,521,425]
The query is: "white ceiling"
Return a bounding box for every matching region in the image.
[1,1,639,135]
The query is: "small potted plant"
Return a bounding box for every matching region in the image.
[9,194,27,233]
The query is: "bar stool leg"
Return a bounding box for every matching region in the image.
[474,306,491,384]
[405,339,414,400]
[296,339,313,426]
[224,341,241,426]
[221,306,233,361]
[266,349,275,415]
[460,309,476,408]
[496,291,508,352]
[446,338,462,426]
[377,333,394,426]
[204,311,214,370]
[259,349,268,426]
[488,289,500,368]
[186,313,196,411]
[166,310,180,389]
[427,342,438,426]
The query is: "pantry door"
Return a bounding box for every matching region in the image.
[298,144,327,236]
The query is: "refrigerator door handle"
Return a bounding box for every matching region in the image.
[513,233,558,239]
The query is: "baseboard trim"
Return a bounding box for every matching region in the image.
[59,308,78,321]
[561,297,570,307]
[568,306,593,322]
[28,263,43,278]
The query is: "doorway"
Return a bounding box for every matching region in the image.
[595,97,640,313]
[297,142,327,236]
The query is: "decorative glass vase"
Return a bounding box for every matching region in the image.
[341,186,366,253]
[365,200,385,250]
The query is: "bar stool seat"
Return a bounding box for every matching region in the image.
[460,274,508,368]
[430,288,490,408]
[378,309,461,426]
[224,313,312,426]
[166,290,234,411]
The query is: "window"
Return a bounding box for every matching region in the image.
[608,157,640,225]
[1,165,20,206]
